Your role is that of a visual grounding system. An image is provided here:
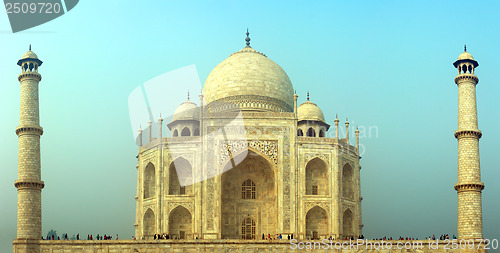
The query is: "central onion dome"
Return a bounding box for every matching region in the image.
[203,31,294,112]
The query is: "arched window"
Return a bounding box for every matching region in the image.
[143,163,155,199]
[241,179,256,199]
[241,218,256,239]
[181,127,190,136]
[169,158,192,195]
[343,209,353,237]
[306,206,328,240]
[193,128,200,136]
[297,129,304,136]
[468,64,472,73]
[173,129,178,137]
[143,208,155,239]
[169,206,192,239]
[319,129,325,137]
[306,127,316,137]
[342,163,354,199]
[306,158,328,195]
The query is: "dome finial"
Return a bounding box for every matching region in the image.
[29,44,31,51]
[245,28,251,47]
[307,91,310,101]
[464,44,467,52]
[187,90,190,100]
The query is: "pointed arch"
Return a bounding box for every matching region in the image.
[169,206,192,239]
[306,158,328,195]
[193,128,200,136]
[306,127,316,137]
[319,129,325,137]
[342,163,354,199]
[342,209,354,237]
[143,163,155,199]
[297,128,304,136]
[173,129,178,137]
[143,208,155,239]
[181,127,191,136]
[169,157,192,195]
[221,150,276,239]
[221,145,277,172]
[306,206,328,240]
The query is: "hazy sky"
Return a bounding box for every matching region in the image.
[1,1,499,252]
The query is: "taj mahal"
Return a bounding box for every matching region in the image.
[134,31,362,241]
[12,31,487,252]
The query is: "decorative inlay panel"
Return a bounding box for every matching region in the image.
[305,201,330,214]
[219,140,278,166]
[167,202,194,215]
[305,153,330,164]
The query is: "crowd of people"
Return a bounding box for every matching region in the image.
[261,234,292,240]
[367,234,457,241]
[427,234,456,240]
[42,233,119,240]
[86,234,118,240]
[41,232,457,241]
[151,234,183,240]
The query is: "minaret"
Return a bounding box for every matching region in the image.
[148,120,152,143]
[138,126,143,147]
[345,118,350,142]
[293,91,298,115]
[453,46,484,239]
[334,114,339,139]
[355,126,360,151]
[15,47,44,240]
[158,115,163,141]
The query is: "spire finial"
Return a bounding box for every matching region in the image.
[245,28,251,47]
[187,90,190,100]
[336,113,338,119]
[307,91,310,101]
[464,44,467,52]
[29,44,31,51]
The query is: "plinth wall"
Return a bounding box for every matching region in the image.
[13,239,488,253]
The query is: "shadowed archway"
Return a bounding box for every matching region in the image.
[343,209,354,238]
[169,206,192,239]
[143,208,155,239]
[221,150,276,239]
[305,158,328,195]
[143,163,155,199]
[169,157,192,195]
[306,206,328,239]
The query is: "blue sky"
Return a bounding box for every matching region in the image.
[1,1,499,252]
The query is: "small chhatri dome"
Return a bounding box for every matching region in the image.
[457,51,474,61]
[22,50,38,60]
[454,45,478,68]
[203,30,294,112]
[171,94,199,122]
[18,45,43,66]
[297,96,326,123]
